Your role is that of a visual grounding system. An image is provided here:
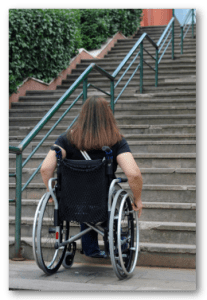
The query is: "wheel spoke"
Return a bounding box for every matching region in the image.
[35,194,69,275]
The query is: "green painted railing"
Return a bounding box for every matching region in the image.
[180,9,196,54]
[9,14,179,258]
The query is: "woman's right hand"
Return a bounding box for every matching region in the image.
[132,199,143,218]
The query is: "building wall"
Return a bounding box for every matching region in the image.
[141,9,173,27]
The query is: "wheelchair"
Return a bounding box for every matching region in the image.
[32,146,139,280]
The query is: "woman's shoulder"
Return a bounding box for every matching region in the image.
[112,137,131,156]
[55,132,67,144]
[55,132,72,151]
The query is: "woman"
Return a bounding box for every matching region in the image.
[40,96,143,258]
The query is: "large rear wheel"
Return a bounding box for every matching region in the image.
[36,195,69,275]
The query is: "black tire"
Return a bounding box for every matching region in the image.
[36,195,69,275]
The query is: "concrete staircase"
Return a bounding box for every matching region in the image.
[9,24,196,268]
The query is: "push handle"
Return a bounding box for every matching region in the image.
[118,177,128,183]
[102,146,111,152]
[51,145,62,160]
[102,146,113,176]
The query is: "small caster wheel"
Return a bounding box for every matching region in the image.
[62,251,74,269]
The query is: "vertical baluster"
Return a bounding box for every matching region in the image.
[15,153,22,258]
[192,9,194,38]
[110,80,114,114]
[83,78,88,103]
[181,26,183,54]
[140,41,143,93]
[155,48,159,87]
[172,17,174,59]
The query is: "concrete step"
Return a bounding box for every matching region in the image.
[11,98,196,111]
[114,35,195,44]
[54,84,195,95]
[9,139,196,155]
[109,44,196,52]
[109,49,196,58]
[10,134,196,153]
[69,67,196,78]
[137,27,190,33]
[119,124,196,135]
[9,152,196,169]
[71,67,196,77]
[117,37,196,44]
[8,235,196,268]
[9,114,196,127]
[9,105,196,118]
[23,90,196,99]
[138,25,196,31]
[78,56,196,65]
[9,183,196,203]
[9,124,196,137]
[111,40,196,48]
[141,184,196,203]
[72,70,196,82]
[115,114,196,125]
[78,58,196,67]
[18,92,196,104]
[108,53,196,62]
[9,167,196,186]
[9,199,196,223]
[117,40,196,48]
[9,216,196,245]
[134,33,196,41]
[56,85,195,94]
[63,74,196,85]
[104,53,196,60]
[57,78,196,90]
[135,29,196,35]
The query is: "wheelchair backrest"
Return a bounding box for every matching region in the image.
[57,158,109,224]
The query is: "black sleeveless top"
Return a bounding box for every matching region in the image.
[54,133,131,174]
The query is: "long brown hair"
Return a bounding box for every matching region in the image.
[67,96,123,151]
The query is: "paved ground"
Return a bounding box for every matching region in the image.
[9,259,196,291]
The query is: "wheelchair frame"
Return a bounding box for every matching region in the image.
[32,152,139,280]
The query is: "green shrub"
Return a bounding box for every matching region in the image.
[9,9,82,95]
[9,9,142,95]
[80,9,110,50]
[80,9,143,50]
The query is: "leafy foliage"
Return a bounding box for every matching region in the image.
[80,9,143,50]
[9,9,82,95]
[9,9,142,95]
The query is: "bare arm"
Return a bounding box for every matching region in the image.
[40,145,66,192]
[117,152,143,217]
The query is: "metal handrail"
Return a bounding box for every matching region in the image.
[180,9,196,54]
[9,13,179,258]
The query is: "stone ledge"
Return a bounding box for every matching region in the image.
[139,242,196,254]
[9,216,196,232]
[9,236,196,255]
[9,199,196,210]
[139,221,196,231]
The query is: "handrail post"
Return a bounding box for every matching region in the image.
[155,48,158,87]
[140,41,143,93]
[83,78,88,103]
[181,26,183,54]
[110,80,114,114]
[14,153,23,259]
[192,9,194,38]
[172,17,174,60]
